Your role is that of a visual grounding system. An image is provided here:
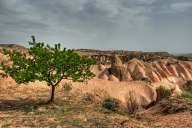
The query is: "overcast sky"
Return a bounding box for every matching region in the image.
[0,0,192,53]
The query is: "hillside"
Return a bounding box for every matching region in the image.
[0,76,192,127]
[0,44,27,50]
[176,53,192,58]
[0,44,192,127]
[75,49,174,63]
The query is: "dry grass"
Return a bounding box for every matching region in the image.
[156,86,171,101]
[126,91,139,115]
[0,81,148,128]
[0,79,192,128]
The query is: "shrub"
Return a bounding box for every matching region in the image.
[156,86,171,101]
[102,98,120,111]
[126,91,139,115]
[182,90,192,98]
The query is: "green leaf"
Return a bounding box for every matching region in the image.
[1,36,96,86]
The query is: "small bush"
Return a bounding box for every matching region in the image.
[156,86,171,101]
[102,98,120,111]
[126,91,139,115]
[182,90,192,98]
[63,82,72,92]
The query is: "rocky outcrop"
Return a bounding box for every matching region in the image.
[92,56,192,84]
[73,80,157,108]
[109,55,132,81]
[1,44,190,85]
[0,44,28,54]
[1,44,191,108]
[75,49,174,64]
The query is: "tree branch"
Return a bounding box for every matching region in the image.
[48,71,54,86]
[53,74,65,87]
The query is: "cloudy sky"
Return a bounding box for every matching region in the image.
[0,0,192,53]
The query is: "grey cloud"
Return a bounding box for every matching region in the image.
[170,2,192,12]
[0,0,191,53]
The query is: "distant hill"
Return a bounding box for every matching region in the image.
[173,53,192,61]
[0,44,28,53]
[177,53,192,58]
[0,44,26,49]
[0,43,191,62]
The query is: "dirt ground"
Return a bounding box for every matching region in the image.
[0,79,192,128]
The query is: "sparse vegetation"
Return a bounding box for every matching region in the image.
[156,86,172,101]
[126,91,139,115]
[178,90,192,106]
[1,36,96,103]
[160,99,188,114]
[91,118,110,127]
[182,90,192,98]
[175,53,192,60]
[102,97,120,111]
[0,88,146,127]
[1,37,192,127]
[151,90,192,115]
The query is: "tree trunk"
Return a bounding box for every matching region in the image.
[48,85,55,103]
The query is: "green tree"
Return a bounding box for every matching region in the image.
[1,36,96,103]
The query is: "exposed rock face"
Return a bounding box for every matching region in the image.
[109,55,132,81]
[73,80,157,108]
[80,49,192,92]
[108,75,119,82]
[111,55,123,67]
[109,67,132,81]
[92,56,192,84]
[1,44,191,108]
[75,49,174,63]
[1,44,191,84]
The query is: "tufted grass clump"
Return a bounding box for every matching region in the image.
[156,86,171,101]
[126,91,139,115]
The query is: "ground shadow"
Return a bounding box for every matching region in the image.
[0,99,48,111]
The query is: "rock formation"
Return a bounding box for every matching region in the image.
[92,57,192,84]
[109,55,132,81]
[1,44,192,108]
[75,49,174,64]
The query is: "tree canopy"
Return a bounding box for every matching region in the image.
[1,36,96,102]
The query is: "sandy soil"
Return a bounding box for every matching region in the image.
[0,77,192,128]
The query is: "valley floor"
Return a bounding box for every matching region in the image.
[0,81,192,128]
